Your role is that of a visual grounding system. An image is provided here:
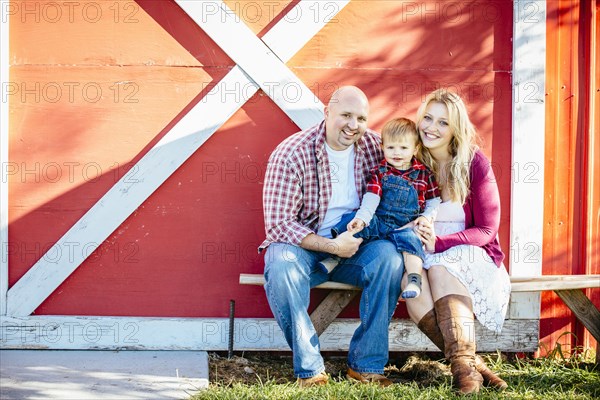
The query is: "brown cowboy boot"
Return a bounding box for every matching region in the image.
[417,309,508,390]
[474,355,508,390]
[417,308,445,351]
[434,294,483,395]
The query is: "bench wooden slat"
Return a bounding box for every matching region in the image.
[240,273,600,292]
[511,280,600,291]
[510,275,600,282]
[240,274,360,290]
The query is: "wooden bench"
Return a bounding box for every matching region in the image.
[240,273,600,358]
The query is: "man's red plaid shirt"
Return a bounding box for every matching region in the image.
[259,121,383,251]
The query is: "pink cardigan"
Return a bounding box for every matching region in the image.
[434,150,505,267]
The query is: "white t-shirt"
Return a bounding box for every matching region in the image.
[317,143,360,238]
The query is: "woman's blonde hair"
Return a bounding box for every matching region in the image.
[416,89,478,204]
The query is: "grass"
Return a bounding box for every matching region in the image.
[190,349,600,400]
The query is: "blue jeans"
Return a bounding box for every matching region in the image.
[263,240,404,378]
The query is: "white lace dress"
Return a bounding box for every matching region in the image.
[424,201,511,333]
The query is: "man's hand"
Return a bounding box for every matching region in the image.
[300,232,362,258]
[347,218,366,233]
[332,231,363,258]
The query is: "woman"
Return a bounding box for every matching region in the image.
[404,89,511,394]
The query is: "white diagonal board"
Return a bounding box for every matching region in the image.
[176,0,324,129]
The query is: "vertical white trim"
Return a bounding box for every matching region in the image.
[0,2,10,316]
[509,0,546,319]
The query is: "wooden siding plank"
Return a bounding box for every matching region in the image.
[5,0,349,317]
[8,0,203,67]
[5,66,252,317]
[175,0,324,130]
[260,1,351,65]
[582,0,600,358]
[0,316,539,352]
[0,12,9,316]
[509,0,547,320]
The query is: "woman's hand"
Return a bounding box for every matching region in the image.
[416,218,436,253]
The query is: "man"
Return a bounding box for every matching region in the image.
[259,86,404,387]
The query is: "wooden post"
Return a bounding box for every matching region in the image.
[310,290,359,336]
[554,289,600,363]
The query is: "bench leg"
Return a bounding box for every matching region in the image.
[554,289,600,363]
[310,290,359,336]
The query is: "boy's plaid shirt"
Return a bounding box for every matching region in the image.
[259,121,383,251]
[367,158,440,213]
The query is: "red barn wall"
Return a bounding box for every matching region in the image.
[8,1,513,321]
[541,0,599,356]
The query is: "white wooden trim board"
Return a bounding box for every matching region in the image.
[1,5,10,316]
[509,0,546,320]
[0,315,539,352]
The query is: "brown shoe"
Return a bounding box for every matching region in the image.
[475,355,508,390]
[297,371,329,388]
[450,357,484,395]
[418,308,507,391]
[346,367,392,387]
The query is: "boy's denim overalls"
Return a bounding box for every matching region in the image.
[332,166,426,261]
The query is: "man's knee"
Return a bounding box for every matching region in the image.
[362,240,404,279]
[264,244,311,281]
[376,241,404,270]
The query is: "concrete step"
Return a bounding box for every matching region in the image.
[0,350,208,399]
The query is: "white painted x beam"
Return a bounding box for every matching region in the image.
[177,0,324,129]
[5,0,350,316]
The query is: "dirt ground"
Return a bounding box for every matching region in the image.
[208,351,451,386]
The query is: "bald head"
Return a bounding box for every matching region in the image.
[324,86,370,150]
[328,86,369,111]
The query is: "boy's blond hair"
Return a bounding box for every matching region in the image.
[381,117,420,146]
